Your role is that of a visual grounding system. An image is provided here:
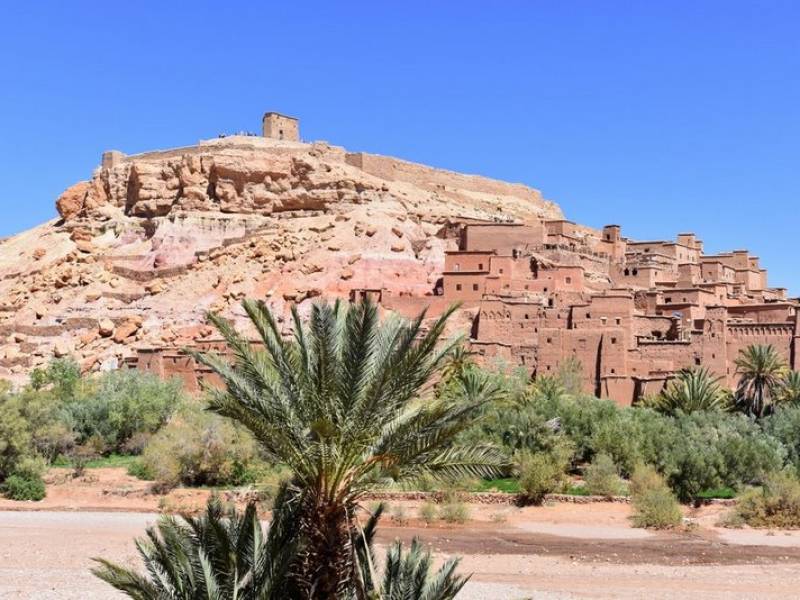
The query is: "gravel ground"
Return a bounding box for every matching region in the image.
[1,510,799,599]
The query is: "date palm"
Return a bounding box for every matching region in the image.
[92,488,300,599]
[735,344,789,418]
[779,371,800,405]
[191,298,504,599]
[644,367,730,415]
[93,492,468,600]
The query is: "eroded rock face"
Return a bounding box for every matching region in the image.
[56,181,92,220]
[0,135,562,385]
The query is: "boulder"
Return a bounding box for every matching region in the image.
[55,181,91,220]
[112,320,141,344]
[98,318,115,337]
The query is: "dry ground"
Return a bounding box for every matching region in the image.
[1,468,799,599]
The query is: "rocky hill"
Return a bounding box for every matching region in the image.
[0,135,561,382]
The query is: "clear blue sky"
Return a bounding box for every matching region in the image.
[1,1,797,294]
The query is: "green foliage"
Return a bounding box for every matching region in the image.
[695,486,736,500]
[517,438,574,502]
[93,491,299,599]
[63,369,184,453]
[3,473,46,501]
[476,478,521,493]
[643,367,731,415]
[630,465,682,529]
[379,538,469,600]
[735,344,789,418]
[779,371,800,405]
[583,452,623,498]
[140,400,261,491]
[733,471,800,528]
[3,456,47,501]
[662,411,785,502]
[762,405,800,473]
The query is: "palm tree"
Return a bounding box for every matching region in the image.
[92,488,299,599]
[191,298,504,599]
[643,367,731,415]
[779,370,800,404]
[93,493,468,600]
[735,344,789,418]
[376,538,468,600]
[440,345,477,383]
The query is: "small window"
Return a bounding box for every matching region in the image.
[478,263,483,270]
[499,268,504,274]
[632,268,638,275]
[566,277,572,284]
[694,357,701,366]
[586,313,591,319]
[472,284,479,291]
[611,368,616,374]
[524,314,529,319]
[611,337,618,344]
[544,287,548,292]
[547,337,553,344]
[665,297,672,304]
[548,298,554,307]
[456,284,462,291]
[615,318,621,325]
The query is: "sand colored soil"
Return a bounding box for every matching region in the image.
[1,468,799,598]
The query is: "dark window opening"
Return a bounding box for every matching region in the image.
[456,284,462,291]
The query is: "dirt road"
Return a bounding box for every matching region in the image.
[1,509,799,599]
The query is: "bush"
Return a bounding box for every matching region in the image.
[64,370,184,453]
[762,405,800,473]
[584,453,623,498]
[3,473,46,501]
[733,472,800,528]
[390,504,408,526]
[140,401,261,491]
[630,465,682,529]
[419,501,438,524]
[439,500,469,524]
[518,439,573,503]
[663,412,785,501]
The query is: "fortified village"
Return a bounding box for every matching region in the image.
[0,112,796,405]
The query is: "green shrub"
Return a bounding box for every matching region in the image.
[64,369,184,453]
[762,405,800,473]
[419,501,438,524]
[630,465,682,529]
[663,412,784,501]
[518,439,573,503]
[584,453,623,498]
[3,473,46,501]
[126,458,153,480]
[140,401,261,491]
[439,500,470,524]
[733,472,800,528]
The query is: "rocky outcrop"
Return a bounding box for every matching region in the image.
[0,135,563,385]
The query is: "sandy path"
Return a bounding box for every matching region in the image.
[2,510,799,599]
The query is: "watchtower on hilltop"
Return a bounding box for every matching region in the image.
[262,112,299,141]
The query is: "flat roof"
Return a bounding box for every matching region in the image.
[262,111,298,121]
